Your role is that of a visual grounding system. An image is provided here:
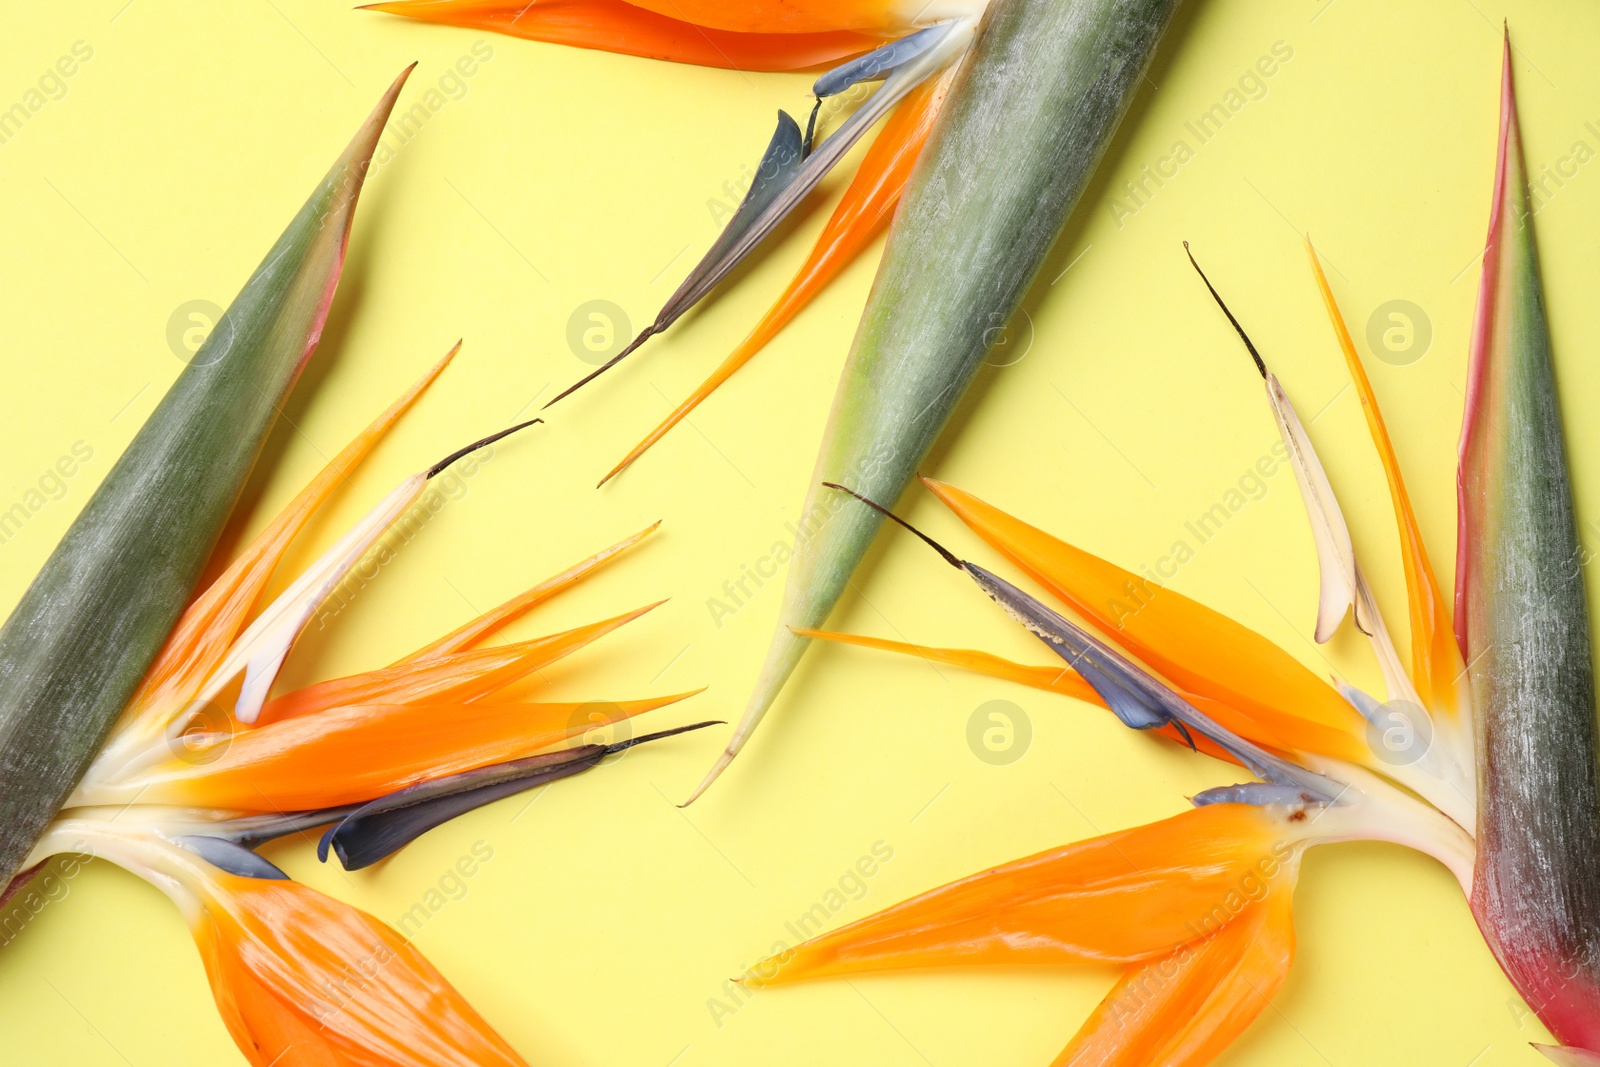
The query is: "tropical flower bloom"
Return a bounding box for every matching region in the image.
[752,39,1600,1064]
[10,344,712,1064]
[365,0,988,481]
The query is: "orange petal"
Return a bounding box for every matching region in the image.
[750,805,1291,983]
[599,71,953,485]
[203,938,345,1067]
[137,690,702,811]
[622,0,914,35]
[362,0,884,72]
[398,523,659,665]
[259,602,664,724]
[796,626,1099,701]
[1304,240,1467,716]
[922,478,1368,762]
[1055,880,1295,1067]
[195,872,528,1066]
[793,626,1245,762]
[129,344,458,718]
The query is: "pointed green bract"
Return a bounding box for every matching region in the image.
[689,0,1181,802]
[0,68,413,886]
[1457,38,1600,1052]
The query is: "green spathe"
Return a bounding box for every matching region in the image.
[1458,38,1600,1051]
[0,67,413,886]
[689,0,1182,802]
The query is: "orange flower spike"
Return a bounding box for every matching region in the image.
[600,71,955,485]
[126,690,703,811]
[750,805,1291,984]
[1056,882,1295,1067]
[1304,240,1468,716]
[259,601,665,724]
[361,0,885,72]
[399,522,659,665]
[129,344,460,718]
[921,478,1368,760]
[194,872,529,1067]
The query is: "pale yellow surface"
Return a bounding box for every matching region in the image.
[0,1,1596,1064]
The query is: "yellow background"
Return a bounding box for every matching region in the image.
[1,1,1596,1064]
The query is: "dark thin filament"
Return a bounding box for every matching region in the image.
[544,325,659,409]
[427,418,542,478]
[604,719,724,756]
[1183,241,1267,378]
[822,482,962,569]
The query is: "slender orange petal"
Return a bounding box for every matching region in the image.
[750,805,1291,983]
[600,72,953,485]
[793,626,1244,762]
[196,872,528,1066]
[922,478,1368,761]
[259,602,664,724]
[1055,882,1295,1067]
[362,0,883,72]
[398,523,659,665]
[1304,241,1467,715]
[137,690,703,811]
[796,626,1098,701]
[130,344,459,716]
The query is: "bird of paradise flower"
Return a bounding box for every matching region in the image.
[742,37,1600,1066]
[364,0,989,481]
[6,343,715,1066]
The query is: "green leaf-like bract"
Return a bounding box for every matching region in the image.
[692,0,1182,801]
[0,70,410,885]
[1458,41,1600,1049]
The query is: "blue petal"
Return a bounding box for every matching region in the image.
[207,807,358,850]
[321,720,722,870]
[544,20,966,408]
[964,562,1345,803]
[813,25,953,99]
[174,835,291,880]
[321,746,606,871]
[1192,783,1325,808]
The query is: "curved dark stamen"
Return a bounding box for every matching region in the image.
[1183,241,1267,379]
[427,418,541,477]
[803,96,823,157]
[822,482,962,569]
[543,327,659,409]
